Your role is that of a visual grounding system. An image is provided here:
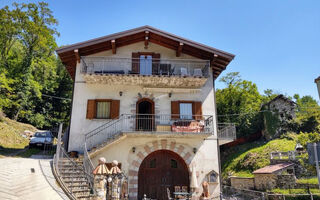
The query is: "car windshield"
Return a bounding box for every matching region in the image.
[34,132,50,137]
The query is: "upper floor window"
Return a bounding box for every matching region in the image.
[180,103,193,119]
[140,55,152,75]
[96,101,111,119]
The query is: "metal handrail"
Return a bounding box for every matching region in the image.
[81,56,210,77]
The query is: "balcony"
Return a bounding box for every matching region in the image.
[81,57,210,88]
[84,114,236,150]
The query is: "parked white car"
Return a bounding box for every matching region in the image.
[29,131,53,148]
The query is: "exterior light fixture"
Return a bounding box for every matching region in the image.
[169,93,172,98]
[132,147,136,153]
[119,91,123,96]
[193,148,197,154]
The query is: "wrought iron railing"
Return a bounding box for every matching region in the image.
[217,123,237,140]
[54,124,95,199]
[81,56,210,77]
[84,114,214,150]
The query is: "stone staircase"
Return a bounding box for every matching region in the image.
[57,158,93,200]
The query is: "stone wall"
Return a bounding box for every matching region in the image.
[230,176,255,190]
[276,174,296,189]
[254,174,277,190]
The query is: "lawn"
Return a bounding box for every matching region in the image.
[297,177,319,185]
[271,188,320,194]
[222,138,296,178]
[0,116,37,157]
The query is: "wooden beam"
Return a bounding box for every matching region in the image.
[144,31,149,49]
[176,42,183,57]
[111,40,116,54]
[74,49,80,63]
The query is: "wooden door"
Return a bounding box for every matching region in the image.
[138,150,189,200]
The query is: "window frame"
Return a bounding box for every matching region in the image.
[95,99,112,119]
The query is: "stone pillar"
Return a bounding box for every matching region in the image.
[93,157,110,200]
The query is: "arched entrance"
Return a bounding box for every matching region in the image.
[138,150,190,200]
[136,98,154,131]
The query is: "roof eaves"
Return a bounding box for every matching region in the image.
[56,25,235,61]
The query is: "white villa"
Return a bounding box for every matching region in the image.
[56,26,235,200]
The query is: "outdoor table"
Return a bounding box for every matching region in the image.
[173,192,191,200]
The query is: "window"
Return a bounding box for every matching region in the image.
[180,103,192,119]
[171,159,178,168]
[140,55,152,75]
[207,171,218,183]
[150,159,156,168]
[96,101,111,119]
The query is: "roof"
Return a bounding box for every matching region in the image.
[315,76,320,83]
[263,94,296,107]
[253,163,294,174]
[56,25,235,80]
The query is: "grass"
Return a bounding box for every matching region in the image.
[16,148,42,158]
[0,116,37,157]
[297,177,319,185]
[222,138,296,178]
[271,188,320,194]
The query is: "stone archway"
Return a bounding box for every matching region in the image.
[138,150,190,200]
[127,140,193,199]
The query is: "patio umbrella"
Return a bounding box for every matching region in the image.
[190,164,198,189]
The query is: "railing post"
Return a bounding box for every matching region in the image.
[56,123,63,170]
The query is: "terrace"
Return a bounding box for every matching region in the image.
[80,56,210,88]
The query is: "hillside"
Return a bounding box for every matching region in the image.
[222,137,298,178]
[0,115,37,157]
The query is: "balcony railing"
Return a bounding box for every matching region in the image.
[85,114,214,150]
[81,56,210,77]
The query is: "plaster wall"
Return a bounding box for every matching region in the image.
[68,42,216,152]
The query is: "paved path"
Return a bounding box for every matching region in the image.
[0,157,69,200]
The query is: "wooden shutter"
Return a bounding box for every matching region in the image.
[152,53,160,75]
[171,101,180,119]
[110,100,120,119]
[132,52,140,74]
[192,101,202,120]
[86,100,96,119]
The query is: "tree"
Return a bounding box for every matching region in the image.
[216,72,264,137]
[0,2,72,130]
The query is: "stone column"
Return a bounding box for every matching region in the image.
[93,157,110,200]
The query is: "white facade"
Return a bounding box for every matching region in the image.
[68,41,223,199]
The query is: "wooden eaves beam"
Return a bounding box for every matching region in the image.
[111,40,116,54]
[74,49,80,63]
[144,31,149,49]
[176,42,183,57]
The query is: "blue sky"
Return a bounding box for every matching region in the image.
[2,0,320,100]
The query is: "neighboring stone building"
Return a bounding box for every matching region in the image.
[316,76,320,100]
[261,94,296,140]
[253,163,295,190]
[56,26,236,199]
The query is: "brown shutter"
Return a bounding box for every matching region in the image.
[193,101,202,120]
[110,100,120,119]
[86,100,96,119]
[152,53,160,75]
[171,101,180,119]
[132,52,140,74]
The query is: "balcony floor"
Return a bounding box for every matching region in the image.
[83,73,208,88]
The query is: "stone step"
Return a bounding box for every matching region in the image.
[67,183,90,188]
[72,188,90,194]
[64,179,88,184]
[76,195,92,199]
[62,177,87,182]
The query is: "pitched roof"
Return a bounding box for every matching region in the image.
[56,25,235,79]
[253,163,294,174]
[263,94,296,107]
